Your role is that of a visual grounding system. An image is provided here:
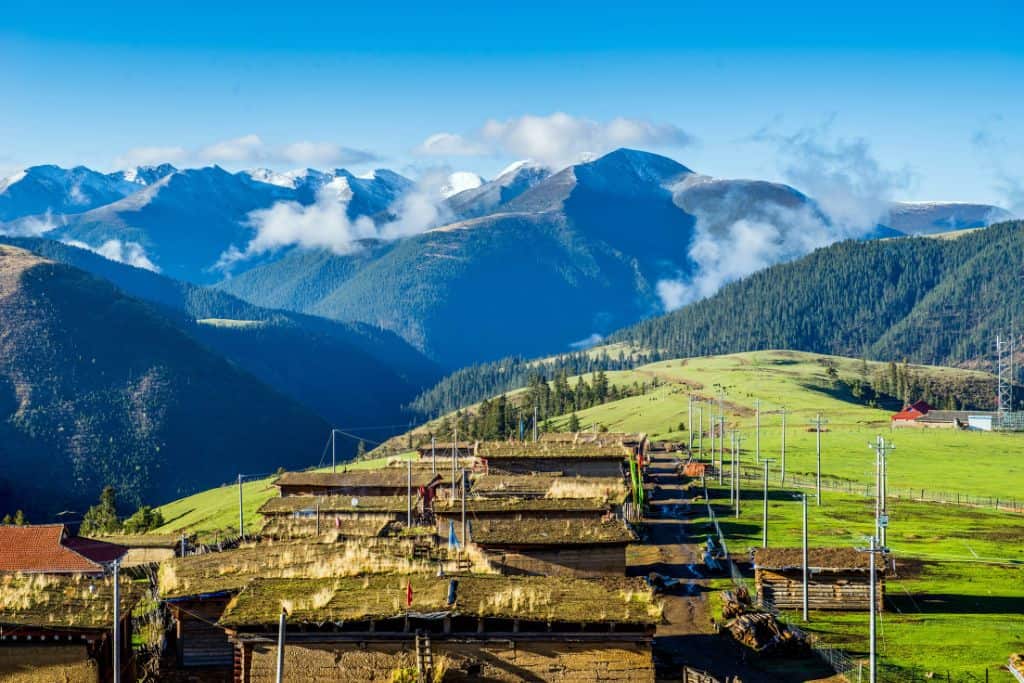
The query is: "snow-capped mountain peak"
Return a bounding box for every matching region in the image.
[441,171,484,198]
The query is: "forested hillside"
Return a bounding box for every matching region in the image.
[0,237,439,428]
[0,245,329,518]
[609,221,1024,367]
[411,222,1024,417]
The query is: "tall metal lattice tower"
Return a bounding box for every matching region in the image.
[996,334,1013,420]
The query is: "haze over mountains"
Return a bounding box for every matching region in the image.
[0,149,1013,370]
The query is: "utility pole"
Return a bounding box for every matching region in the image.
[451,423,458,500]
[870,436,895,547]
[237,474,244,538]
[698,401,704,457]
[688,395,696,454]
[709,401,716,465]
[431,437,436,475]
[734,432,743,519]
[718,415,726,486]
[460,468,468,545]
[331,429,338,472]
[754,399,761,464]
[276,608,287,683]
[111,558,121,683]
[800,493,809,621]
[810,413,828,505]
[780,406,787,484]
[727,431,735,504]
[761,458,774,548]
[857,536,886,683]
[533,404,538,442]
[406,459,413,527]
[688,395,694,451]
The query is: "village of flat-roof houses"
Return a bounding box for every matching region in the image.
[3,428,896,682]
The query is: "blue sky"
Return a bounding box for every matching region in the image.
[2,0,1022,207]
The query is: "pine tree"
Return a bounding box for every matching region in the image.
[356,440,367,458]
[567,412,581,432]
[13,510,26,526]
[80,486,121,535]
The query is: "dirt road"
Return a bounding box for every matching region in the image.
[638,452,820,683]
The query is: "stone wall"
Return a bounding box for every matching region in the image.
[239,638,653,682]
[0,644,98,683]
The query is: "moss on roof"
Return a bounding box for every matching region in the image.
[219,574,659,627]
[0,573,139,630]
[470,518,636,546]
[754,547,875,571]
[259,495,411,516]
[434,497,609,514]
[475,442,630,459]
[470,474,625,496]
[259,517,391,541]
[91,534,185,549]
[158,539,434,600]
[273,470,440,489]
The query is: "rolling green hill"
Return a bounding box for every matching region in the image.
[0,245,330,519]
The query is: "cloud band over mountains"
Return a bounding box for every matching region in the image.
[414,113,696,169]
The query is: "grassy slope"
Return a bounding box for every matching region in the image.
[150,349,1024,676]
[151,453,414,540]
[549,351,1024,499]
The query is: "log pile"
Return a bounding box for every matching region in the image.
[719,591,805,654]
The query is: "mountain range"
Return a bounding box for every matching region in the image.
[0,150,1013,370]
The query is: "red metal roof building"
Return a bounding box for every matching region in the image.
[0,524,126,574]
[891,400,934,423]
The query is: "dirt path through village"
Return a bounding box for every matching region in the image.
[638,452,791,683]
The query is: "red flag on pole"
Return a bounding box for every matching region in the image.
[406,580,413,607]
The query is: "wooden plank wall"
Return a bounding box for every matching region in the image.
[756,569,884,611]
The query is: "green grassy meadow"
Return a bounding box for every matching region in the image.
[148,349,1024,678]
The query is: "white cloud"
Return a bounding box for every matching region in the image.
[415,113,695,169]
[0,210,60,237]
[279,141,376,167]
[569,332,604,350]
[114,135,378,171]
[219,170,452,270]
[754,122,914,229]
[414,133,488,157]
[971,122,1024,217]
[63,238,160,272]
[114,146,189,169]
[199,134,265,163]
[654,124,903,313]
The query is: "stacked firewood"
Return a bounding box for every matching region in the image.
[719,590,805,654]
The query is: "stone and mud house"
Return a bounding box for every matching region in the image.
[467,517,636,577]
[0,572,137,683]
[156,538,455,680]
[753,547,885,611]
[272,469,443,500]
[218,574,660,682]
[475,441,631,477]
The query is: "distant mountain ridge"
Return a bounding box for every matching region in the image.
[0,151,1013,368]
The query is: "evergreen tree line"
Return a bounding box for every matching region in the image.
[408,349,656,419]
[424,370,655,442]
